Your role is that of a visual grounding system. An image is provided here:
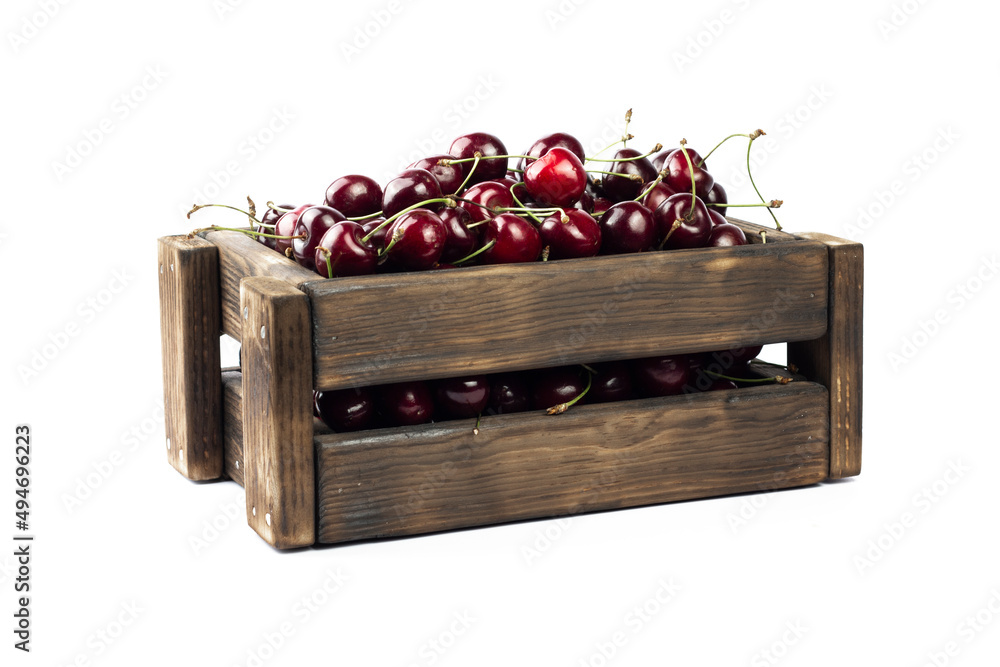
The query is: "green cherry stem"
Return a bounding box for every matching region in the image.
[635,174,663,202]
[697,132,753,167]
[509,182,543,224]
[378,229,402,259]
[585,143,662,163]
[452,239,497,266]
[361,197,455,244]
[546,368,593,415]
[622,108,632,148]
[266,201,292,214]
[453,153,481,194]
[317,246,334,279]
[346,210,384,221]
[708,201,783,208]
[705,370,792,385]
[678,139,697,219]
[745,130,783,231]
[585,133,634,163]
[187,203,265,227]
[585,169,643,181]
[442,154,533,165]
[190,225,303,241]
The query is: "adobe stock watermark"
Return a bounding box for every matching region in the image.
[405,610,476,667]
[750,620,808,667]
[853,459,970,575]
[876,0,931,40]
[887,253,996,372]
[61,400,164,514]
[178,107,295,217]
[725,446,818,533]
[672,0,755,73]
[843,126,958,239]
[189,489,247,556]
[17,268,135,385]
[916,588,1000,667]
[233,568,350,667]
[577,578,682,667]
[544,0,591,30]
[57,600,144,665]
[51,65,168,182]
[213,0,250,20]
[7,0,72,54]
[340,0,411,63]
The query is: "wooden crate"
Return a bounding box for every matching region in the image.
[157,220,862,549]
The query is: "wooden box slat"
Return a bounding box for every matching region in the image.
[314,382,830,544]
[221,369,244,486]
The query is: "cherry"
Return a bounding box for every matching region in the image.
[315,387,376,432]
[641,180,680,212]
[523,146,587,207]
[292,205,346,270]
[408,154,465,195]
[651,149,672,172]
[653,194,713,249]
[273,204,313,256]
[449,132,508,185]
[601,148,658,202]
[437,207,477,263]
[708,208,728,227]
[457,180,514,223]
[382,168,443,219]
[599,201,656,254]
[517,132,586,172]
[384,209,447,271]
[434,375,490,419]
[632,355,694,397]
[479,213,542,264]
[583,361,633,403]
[539,209,601,259]
[708,378,739,391]
[324,175,382,218]
[360,217,388,251]
[663,147,714,200]
[257,203,294,250]
[531,366,586,410]
[313,221,378,278]
[376,381,435,426]
[591,197,613,216]
[486,373,531,415]
[728,343,763,365]
[705,182,728,217]
[572,190,595,213]
[707,222,748,247]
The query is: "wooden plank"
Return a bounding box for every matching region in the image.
[157,236,223,481]
[315,382,830,544]
[727,217,798,244]
[305,240,828,391]
[788,233,863,478]
[201,230,318,340]
[240,277,316,548]
[221,369,244,487]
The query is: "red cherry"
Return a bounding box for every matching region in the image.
[324,175,382,218]
[449,132,508,185]
[273,204,314,256]
[457,180,514,223]
[641,180,680,212]
[384,209,447,271]
[531,366,587,410]
[539,209,601,259]
[315,387,376,432]
[663,148,714,200]
[256,203,294,250]
[523,146,587,208]
[376,381,434,426]
[437,207,478,264]
[705,182,728,217]
[434,376,490,419]
[652,194,713,249]
[312,221,378,278]
[408,154,465,195]
[708,208,728,227]
[360,217,388,252]
[583,362,633,404]
[599,201,656,254]
[517,132,586,172]
[479,213,542,264]
[486,373,531,415]
[602,148,658,202]
[292,205,346,271]
[707,223,748,247]
[632,356,694,397]
[382,168,442,219]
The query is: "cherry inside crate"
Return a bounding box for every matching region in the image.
[157,219,862,549]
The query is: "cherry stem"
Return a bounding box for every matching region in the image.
[452,239,496,266]
[657,219,682,251]
[187,203,264,227]
[745,131,783,231]
[442,154,533,165]
[622,108,633,148]
[453,153,481,194]
[635,174,663,202]
[586,134,634,163]
[585,143,662,163]
[546,368,593,415]
[473,413,481,436]
[697,132,751,167]
[508,167,524,174]
[361,197,455,244]
[509,182,543,224]
[705,370,792,385]
[709,201,783,208]
[266,201,292,214]
[585,169,643,181]
[497,206,567,222]
[316,246,334,279]
[192,225,303,241]
[678,139,697,219]
[346,210,384,221]
[379,230,402,258]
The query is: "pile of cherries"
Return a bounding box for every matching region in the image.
[314,345,768,433]
[235,126,764,279]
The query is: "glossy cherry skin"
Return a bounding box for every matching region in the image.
[539,209,601,259]
[434,376,490,419]
[523,146,587,207]
[531,366,586,410]
[651,149,672,172]
[708,208,728,227]
[641,180,680,212]
[293,205,346,271]
[572,190,595,213]
[324,175,383,218]
[360,217,388,252]
[312,221,378,278]
[407,154,464,195]
[384,209,447,271]
[486,373,531,415]
[653,194,713,249]
[517,132,586,172]
[457,180,514,223]
[705,182,728,217]
[631,355,694,397]
[449,132,508,185]
[599,201,656,254]
[602,148,658,202]
[707,222,748,247]
[727,343,763,365]
[272,204,314,257]
[376,381,435,426]
[583,361,633,404]
[663,148,715,200]
[382,168,443,220]
[592,197,613,216]
[315,387,376,432]
[437,207,477,263]
[257,203,294,249]
[480,213,542,264]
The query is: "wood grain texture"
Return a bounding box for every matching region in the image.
[157,236,223,481]
[304,240,828,391]
[221,369,244,487]
[315,382,830,544]
[788,233,863,478]
[240,277,316,548]
[201,230,318,340]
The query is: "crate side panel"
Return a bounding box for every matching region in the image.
[221,369,244,486]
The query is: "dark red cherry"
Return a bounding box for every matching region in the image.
[602,148,658,202]
[663,148,714,200]
[384,209,447,271]
[539,209,601,259]
[523,146,587,208]
[599,201,656,254]
[312,221,378,278]
[632,356,694,397]
[382,168,443,220]
[457,180,514,223]
[479,213,542,264]
[584,362,633,404]
[408,154,465,195]
[434,376,490,419]
[572,190,595,213]
[708,208,728,227]
[293,205,346,271]
[708,223,748,247]
[324,175,382,218]
[517,132,586,172]
[360,217,388,252]
[486,373,531,415]
[449,132,508,185]
[531,366,586,410]
[315,387,376,432]
[708,378,739,391]
[376,381,434,426]
[257,203,294,249]
[651,150,673,172]
[273,204,314,257]
[592,197,613,216]
[705,182,728,217]
[641,180,680,212]
[437,207,477,263]
[728,343,763,366]
[653,194,713,249]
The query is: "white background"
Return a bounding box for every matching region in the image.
[4,0,999,664]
